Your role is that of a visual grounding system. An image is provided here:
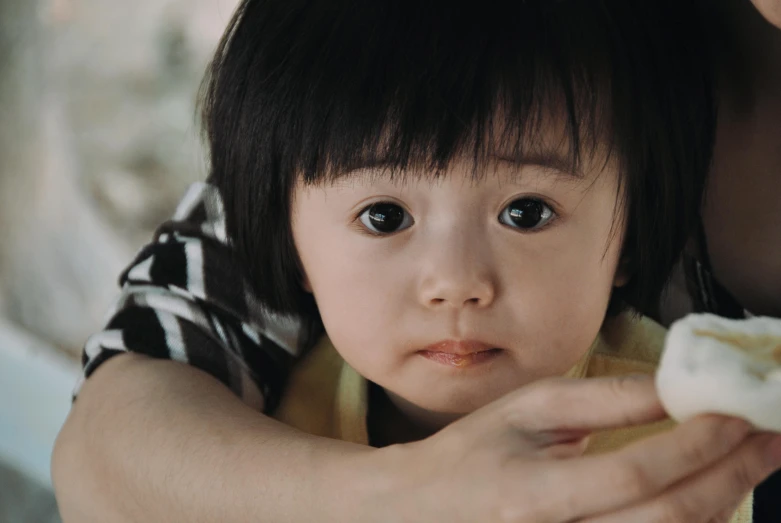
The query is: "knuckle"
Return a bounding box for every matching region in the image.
[607,374,644,399]
[676,434,715,469]
[614,460,656,498]
[607,374,633,396]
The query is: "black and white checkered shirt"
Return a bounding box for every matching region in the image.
[76,181,322,412]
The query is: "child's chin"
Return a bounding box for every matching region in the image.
[396,385,513,418]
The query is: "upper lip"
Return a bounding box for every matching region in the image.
[419,340,496,355]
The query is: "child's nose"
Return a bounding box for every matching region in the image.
[417,251,496,309]
[421,279,495,309]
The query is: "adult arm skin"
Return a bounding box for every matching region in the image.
[53,355,781,523]
[52,353,382,523]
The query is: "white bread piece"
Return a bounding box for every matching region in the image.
[656,313,781,432]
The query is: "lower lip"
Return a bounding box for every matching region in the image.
[418,348,502,368]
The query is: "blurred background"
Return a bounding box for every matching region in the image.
[0,0,239,520]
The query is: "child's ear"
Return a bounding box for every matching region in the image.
[613,259,631,287]
[300,273,312,293]
[295,257,313,293]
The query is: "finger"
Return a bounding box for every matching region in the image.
[523,415,751,521]
[710,503,743,523]
[505,374,666,433]
[583,432,781,523]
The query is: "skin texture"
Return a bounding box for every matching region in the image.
[292,153,626,436]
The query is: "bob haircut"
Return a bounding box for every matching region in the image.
[201,0,717,320]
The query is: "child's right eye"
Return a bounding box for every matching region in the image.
[498,197,556,232]
[358,202,414,235]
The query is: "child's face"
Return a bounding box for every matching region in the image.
[291,147,626,420]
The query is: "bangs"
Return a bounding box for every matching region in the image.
[204,1,625,184]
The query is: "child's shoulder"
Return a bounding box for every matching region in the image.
[586,312,667,379]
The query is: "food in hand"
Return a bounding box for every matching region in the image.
[656,313,781,432]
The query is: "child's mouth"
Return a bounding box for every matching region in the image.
[418,349,503,368]
[417,340,503,368]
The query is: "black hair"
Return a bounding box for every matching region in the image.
[201,0,717,320]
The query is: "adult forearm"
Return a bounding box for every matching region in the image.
[52,354,383,523]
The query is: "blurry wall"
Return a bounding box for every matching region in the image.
[1,0,239,357]
[0,0,238,504]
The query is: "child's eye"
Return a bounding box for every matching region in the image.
[358,202,414,234]
[498,198,555,231]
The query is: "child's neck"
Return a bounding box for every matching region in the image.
[367,383,461,447]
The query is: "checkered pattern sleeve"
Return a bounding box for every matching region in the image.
[74,182,321,412]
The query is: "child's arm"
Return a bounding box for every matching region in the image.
[53,364,780,522]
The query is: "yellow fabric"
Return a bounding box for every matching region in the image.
[273,335,369,444]
[274,313,753,522]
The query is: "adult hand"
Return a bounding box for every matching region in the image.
[365,375,781,522]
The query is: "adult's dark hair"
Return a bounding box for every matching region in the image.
[201,0,717,320]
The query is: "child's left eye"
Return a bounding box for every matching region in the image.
[498,198,556,231]
[358,202,414,234]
